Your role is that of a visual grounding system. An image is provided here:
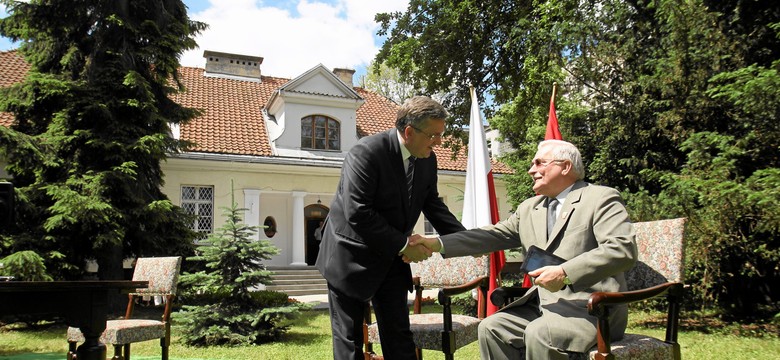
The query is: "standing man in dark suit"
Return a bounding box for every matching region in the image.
[410,140,637,359]
[316,96,466,359]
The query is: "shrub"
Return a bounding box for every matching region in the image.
[0,250,52,281]
[174,184,303,346]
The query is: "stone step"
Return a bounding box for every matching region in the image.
[270,270,322,276]
[278,288,329,296]
[266,283,327,291]
[265,265,327,296]
[266,265,318,270]
[271,278,327,285]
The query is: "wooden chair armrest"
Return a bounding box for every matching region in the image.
[439,276,489,298]
[588,282,683,314]
[489,286,529,307]
[587,282,685,358]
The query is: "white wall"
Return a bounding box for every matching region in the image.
[162,156,513,266]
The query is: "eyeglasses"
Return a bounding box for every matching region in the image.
[531,158,566,168]
[409,125,445,140]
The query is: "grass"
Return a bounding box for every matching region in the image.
[1,306,778,359]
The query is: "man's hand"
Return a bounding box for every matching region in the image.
[528,265,568,292]
[408,234,442,252]
[400,242,432,263]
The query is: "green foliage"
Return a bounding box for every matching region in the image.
[636,132,780,318]
[0,0,206,280]
[0,250,52,281]
[175,188,303,346]
[379,0,780,318]
[361,60,417,104]
[447,292,478,318]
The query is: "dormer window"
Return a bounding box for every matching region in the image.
[301,115,340,150]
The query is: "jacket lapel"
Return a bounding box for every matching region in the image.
[387,130,412,212]
[546,181,587,247]
[532,196,548,248]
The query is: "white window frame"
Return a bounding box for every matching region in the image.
[181,185,214,240]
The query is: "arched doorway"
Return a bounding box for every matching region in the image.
[304,203,329,265]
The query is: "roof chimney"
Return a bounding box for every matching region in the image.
[333,68,355,87]
[203,50,263,81]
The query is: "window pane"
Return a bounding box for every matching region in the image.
[182,203,195,213]
[198,203,213,216]
[315,138,326,149]
[181,185,214,237]
[199,217,212,232]
[182,186,195,200]
[315,126,326,139]
[301,117,313,148]
[198,187,213,200]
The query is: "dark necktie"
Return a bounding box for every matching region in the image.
[547,198,559,238]
[406,156,416,202]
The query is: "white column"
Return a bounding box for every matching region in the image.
[290,191,307,266]
[243,189,261,241]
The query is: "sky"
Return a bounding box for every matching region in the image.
[0,0,409,79]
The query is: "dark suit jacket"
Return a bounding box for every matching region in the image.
[316,129,465,301]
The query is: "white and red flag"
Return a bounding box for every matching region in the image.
[463,86,505,316]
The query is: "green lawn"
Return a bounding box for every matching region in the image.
[1,308,778,359]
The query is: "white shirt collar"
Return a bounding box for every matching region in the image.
[552,183,575,205]
[396,130,413,161]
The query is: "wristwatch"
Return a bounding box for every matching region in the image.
[563,276,572,285]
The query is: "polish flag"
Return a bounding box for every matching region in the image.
[463,86,505,316]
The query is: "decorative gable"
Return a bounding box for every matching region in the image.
[265,64,365,159]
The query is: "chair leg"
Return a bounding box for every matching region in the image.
[111,344,124,360]
[416,347,423,360]
[67,341,77,360]
[161,336,170,360]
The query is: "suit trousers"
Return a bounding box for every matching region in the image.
[478,300,570,360]
[326,258,416,360]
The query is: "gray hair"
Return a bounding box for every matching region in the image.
[538,140,585,180]
[395,96,449,131]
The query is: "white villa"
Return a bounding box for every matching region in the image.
[0,49,513,267]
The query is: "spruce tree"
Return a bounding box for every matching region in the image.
[176,185,303,346]
[0,0,206,280]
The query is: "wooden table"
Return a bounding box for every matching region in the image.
[0,280,148,360]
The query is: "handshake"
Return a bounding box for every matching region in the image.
[400,234,442,263]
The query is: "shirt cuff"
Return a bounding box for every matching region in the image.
[398,237,409,255]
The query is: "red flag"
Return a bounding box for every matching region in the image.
[545,82,563,140]
[464,87,505,315]
[522,82,563,288]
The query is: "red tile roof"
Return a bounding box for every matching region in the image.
[0,50,30,127]
[173,67,285,156]
[1,50,511,174]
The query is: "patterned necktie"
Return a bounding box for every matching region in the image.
[547,198,559,238]
[406,156,416,202]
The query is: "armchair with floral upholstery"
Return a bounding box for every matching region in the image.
[490,218,687,360]
[588,217,687,360]
[67,256,182,360]
[363,253,490,360]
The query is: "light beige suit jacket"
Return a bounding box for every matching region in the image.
[440,181,637,352]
